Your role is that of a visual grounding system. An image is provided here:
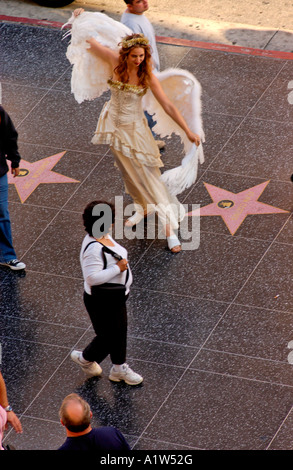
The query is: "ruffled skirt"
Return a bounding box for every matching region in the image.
[91,103,185,229]
[91,102,163,167]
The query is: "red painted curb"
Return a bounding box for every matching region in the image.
[0,14,65,29]
[1,14,293,60]
[157,35,293,60]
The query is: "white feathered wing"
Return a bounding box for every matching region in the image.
[63,12,205,195]
[63,12,132,103]
[143,69,205,195]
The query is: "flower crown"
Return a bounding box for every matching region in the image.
[121,35,149,49]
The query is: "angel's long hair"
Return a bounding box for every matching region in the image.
[114,34,153,88]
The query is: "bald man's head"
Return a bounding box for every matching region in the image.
[59,394,92,433]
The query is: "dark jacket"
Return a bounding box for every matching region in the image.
[0,106,21,177]
[58,427,131,451]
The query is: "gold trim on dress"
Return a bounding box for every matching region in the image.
[108,78,147,96]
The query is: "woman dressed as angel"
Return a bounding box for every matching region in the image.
[73,11,201,253]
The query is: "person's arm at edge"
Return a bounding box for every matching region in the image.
[0,372,23,434]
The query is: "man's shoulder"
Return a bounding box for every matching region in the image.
[92,426,122,437]
[121,11,150,28]
[92,426,130,449]
[58,427,130,451]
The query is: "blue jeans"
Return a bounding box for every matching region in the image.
[144,111,156,137]
[0,173,16,263]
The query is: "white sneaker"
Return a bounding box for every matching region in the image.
[0,259,26,270]
[109,364,143,385]
[70,350,102,377]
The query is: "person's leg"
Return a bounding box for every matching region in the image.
[144,111,165,149]
[144,111,156,136]
[71,292,107,376]
[111,147,150,212]
[81,292,110,364]
[0,174,26,270]
[77,291,142,384]
[108,300,143,385]
[82,287,142,385]
[82,290,128,365]
[108,302,127,365]
[0,174,17,263]
[111,147,182,251]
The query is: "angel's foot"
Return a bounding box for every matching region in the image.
[167,235,182,253]
[156,140,165,150]
[125,210,154,227]
[125,211,145,227]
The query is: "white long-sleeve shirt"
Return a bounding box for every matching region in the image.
[80,234,133,295]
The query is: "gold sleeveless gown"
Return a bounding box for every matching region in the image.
[92,79,185,229]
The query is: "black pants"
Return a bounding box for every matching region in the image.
[82,290,128,365]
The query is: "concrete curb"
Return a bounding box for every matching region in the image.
[1,14,293,61]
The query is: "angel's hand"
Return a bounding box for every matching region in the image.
[86,37,99,51]
[187,132,201,147]
[74,8,84,17]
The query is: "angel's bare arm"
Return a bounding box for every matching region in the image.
[86,37,119,69]
[149,74,200,146]
[73,8,119,69]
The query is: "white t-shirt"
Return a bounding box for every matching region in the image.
[121,11,160,71]
[80,234,133,295]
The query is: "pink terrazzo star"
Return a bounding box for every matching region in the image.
[187,181,289,235]
[8,151,79,203]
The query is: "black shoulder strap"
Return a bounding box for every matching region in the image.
[83,240,107,269]
[83,240,98,253]
[83,240,129,284]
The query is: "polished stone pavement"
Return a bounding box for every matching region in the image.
[0,19,293,451]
